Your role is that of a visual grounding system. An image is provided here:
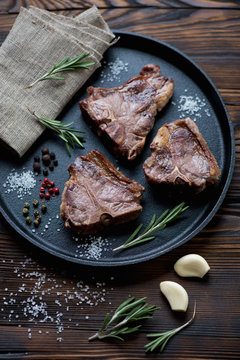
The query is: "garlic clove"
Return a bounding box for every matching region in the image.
[160,281,189,312]
[174,254,210,278]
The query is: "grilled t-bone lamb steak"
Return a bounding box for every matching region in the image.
[143,118,221,193]
[79,64,174,160]
[60,150,145,234]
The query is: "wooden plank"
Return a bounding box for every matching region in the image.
[100,8,240,54]
[0,1,14,14]
[3,0,240,15]
[0,226,239,358]
[1,8,239,56]
[0,8,239,91]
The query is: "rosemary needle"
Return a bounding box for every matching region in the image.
[145,302,196,353]
[28,108,85,156]
[88,297,159,342]
[113,202,189,252]
[24,53,95,89]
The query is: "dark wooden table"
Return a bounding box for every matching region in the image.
[0,1,240,359]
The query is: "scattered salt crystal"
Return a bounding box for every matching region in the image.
[0,256,113,342]
[205,108,211,116]
[55,300,62,307]
[74,235,113,260]
[173,90,210,121]
[100,58,129,83]
[3,169,36,199]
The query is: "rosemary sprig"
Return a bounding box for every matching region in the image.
[28,108,85,156]
[113,202,188,252]
[145,302,196,353]
[24,53,95,89]
[88,297,159,342]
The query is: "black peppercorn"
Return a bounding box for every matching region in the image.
[43,168,48,176]
[41,147,49,155]
[49,163,54,171]
[53,159,58,166]
[50,152,56,160]
[42,154,51,165]
[34,155,40,162]
[32,199,39,207]
[33,162,41,173]
[41,204,47,213]
[26,216,32,225]
[22,208,29,216]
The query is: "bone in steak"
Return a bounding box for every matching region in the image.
[143,118,221,193]
[79,64,174,160]
[60,150,145,234]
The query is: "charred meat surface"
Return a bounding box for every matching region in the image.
[60,150,145,234]
[143,118,221,193]
[79,64,174,160]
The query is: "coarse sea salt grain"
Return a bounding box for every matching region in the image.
[173,90,211,121]
[3,169,36,199]
[73,235,113,260]
[100,58,129,83]
[0,256,114,342]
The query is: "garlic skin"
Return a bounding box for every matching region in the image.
[160,281,189,312]
[174,254,210,278]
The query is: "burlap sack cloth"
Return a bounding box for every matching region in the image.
[0,6,115,157]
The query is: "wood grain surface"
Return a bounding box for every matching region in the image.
[0,1,240,359]
[2,0,240,15]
